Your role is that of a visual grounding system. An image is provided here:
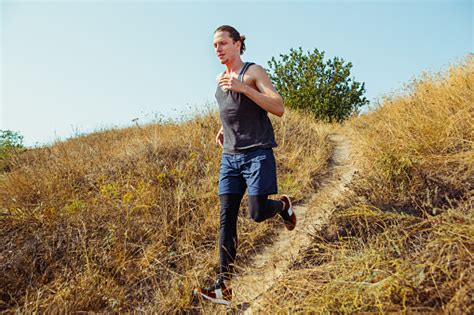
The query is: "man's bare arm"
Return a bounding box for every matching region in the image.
[241,65,284,117]
[215,125,224,147]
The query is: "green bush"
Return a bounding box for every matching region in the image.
[0,130,25,172]
[267,47,369,122]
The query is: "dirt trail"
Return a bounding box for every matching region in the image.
[231,132,356,313]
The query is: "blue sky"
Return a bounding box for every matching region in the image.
[1,0,472,147]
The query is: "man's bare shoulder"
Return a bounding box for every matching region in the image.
[246,63,269,77]
[246,63,279,94]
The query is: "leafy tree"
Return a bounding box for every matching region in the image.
[0,130,25,172]
[0,130,24,148]
[267,47,369,122]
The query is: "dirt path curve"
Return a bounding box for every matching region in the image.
[231,132,356,314]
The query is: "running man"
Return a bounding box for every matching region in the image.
[193,25,296,306]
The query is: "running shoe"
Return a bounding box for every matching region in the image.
[279,194,296,230]
[193,278,232,306]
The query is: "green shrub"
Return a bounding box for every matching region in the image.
[267,47,368,122]
[0,130,25,172]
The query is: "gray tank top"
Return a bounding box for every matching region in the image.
[215,61,278,154]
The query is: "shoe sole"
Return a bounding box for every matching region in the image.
[281,194,296,231]
[193,289,231,306]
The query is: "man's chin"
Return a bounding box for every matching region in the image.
[218,56,229,63]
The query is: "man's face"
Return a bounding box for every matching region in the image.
[213,31,241,64]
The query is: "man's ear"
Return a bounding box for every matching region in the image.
[236,40,241,52]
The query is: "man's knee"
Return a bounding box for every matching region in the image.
[248,195,268,223]
[250,211,266,222]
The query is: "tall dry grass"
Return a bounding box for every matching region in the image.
[259,55,473,313]
[0,107,332,312]
[349,55,473,216]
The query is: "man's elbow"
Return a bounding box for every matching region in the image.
[277,99,285,117]
[277,107,284,117]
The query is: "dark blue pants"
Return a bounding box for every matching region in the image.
[218,193,283,281]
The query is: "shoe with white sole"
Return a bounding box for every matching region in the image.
[193,278,232,306]
[279,194,296,231]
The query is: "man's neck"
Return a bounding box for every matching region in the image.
[225,59,245,76]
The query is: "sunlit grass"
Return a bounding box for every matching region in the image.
[259,54,473,313]
[0,106,332,312]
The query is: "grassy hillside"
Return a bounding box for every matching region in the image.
[0,108,332,312]
[259,55,473,313]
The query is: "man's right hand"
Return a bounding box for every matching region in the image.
[215,128,224,147]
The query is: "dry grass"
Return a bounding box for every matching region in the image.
[0,107,332,312]
[349,55,473,216]
[259,55,473,313]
